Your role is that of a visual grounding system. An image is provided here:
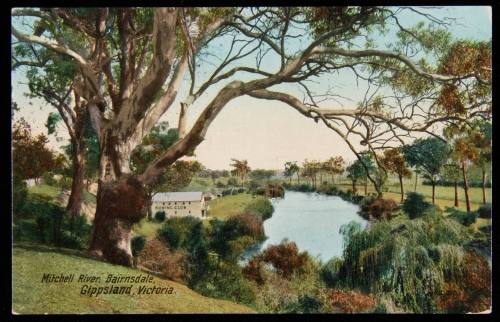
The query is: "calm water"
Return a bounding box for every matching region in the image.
[245,190,368,262]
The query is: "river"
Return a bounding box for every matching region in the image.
[244,190,368,263]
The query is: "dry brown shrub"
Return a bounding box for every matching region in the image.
[326,289,377,313]
[137,238,188,283]
[369,198,398,219]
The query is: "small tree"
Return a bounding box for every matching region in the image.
[324,156,345,184]
[442,163,461,207]
[381,148,412,203]
[402,138,449,205]
[403,192,431,219]
[284,161,299,185]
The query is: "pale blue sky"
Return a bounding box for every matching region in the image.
[11,6,492,170]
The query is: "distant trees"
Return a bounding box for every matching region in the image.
[230,159,251,186]
[284,161,300,185]
[443,121,491,212]
[250,169,275,181]
[402,138,449,205]
[346,153,375,195]
[380,148,412,203]
[324,156,345,184]
[302,160,321,188]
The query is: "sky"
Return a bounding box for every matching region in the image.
[11,6,492,170]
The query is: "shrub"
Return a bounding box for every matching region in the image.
[227,213,265,239]
[237,187,246,194]
[194,261,256,305]
[215,181,225,188]
[288,294,322,313]
[138,238,187,283]
[368,198,398,219]
[244,197,274,220]
[261,240,309,279]
[320,257,344,288]
[437,251,491,313]
[131,235,146,257]
[325,289,377,313]
[403,192,431,219]
[13,176,28,220]
[477,203,492,219]
[447,208,477,227]
[227,177,238,186]
[154,211,166,222]
[157,216,200,250]
[254,187,266,196]
[42,172,57,186]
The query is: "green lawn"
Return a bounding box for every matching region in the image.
[208,193,260,220]
[28,184,61,199]
[12,243,255,314]
[132,220,163,240]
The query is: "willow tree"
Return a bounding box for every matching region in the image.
[12,7,491,266]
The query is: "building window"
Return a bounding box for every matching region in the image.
[189,201,191,205]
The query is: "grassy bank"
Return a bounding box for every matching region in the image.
[208,193,262,220]
[12,243,255,314]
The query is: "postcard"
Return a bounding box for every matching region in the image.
[11,6,492,314]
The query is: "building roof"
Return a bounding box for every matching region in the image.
[153,192,203,202]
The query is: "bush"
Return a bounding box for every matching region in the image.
[321,258,344,288]
[447,208,477,227]
[225,213,265,240]
[237,187,246,194]
[325,289,377,313]
[137,238,188,283]
[227,177,238,186]
[32,201,91,250]
[477,203,492,219]
[13,176,28,220]
[131,235,146,257]
[194,261,256,305]
[253,187,266,196]
[403,192,431,219]
[154,211,166,222]
[437,251,491,313]
[260,240,309,279]
[157,216,200,250]
[368,198,398,220]
[42,172,57,186]
[215,181,225,188]
[244,197,274,220]
[288,294,322,313]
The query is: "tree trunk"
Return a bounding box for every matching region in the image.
[289,176,292,185]
[414,172,418,192]
[399,174,404,203]
[352,179,356,194]
[331,173,335,184]
[462,161,471,213]
[89,141,149,267]
[454,180,459,207]
[431,182,436,205]
[66,143,86,217]
[482,169,487,204]
[364,179,368,196]
[297,173,300,185]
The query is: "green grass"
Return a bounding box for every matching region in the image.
[208,193,261,220]
[12,243,255,314]
[28,184,61,199]
[132,220,163,240]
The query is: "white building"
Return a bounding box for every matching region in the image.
[151,192,209,219]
